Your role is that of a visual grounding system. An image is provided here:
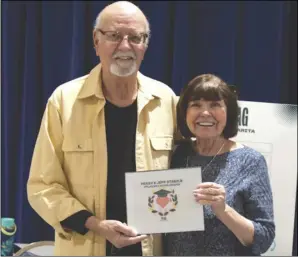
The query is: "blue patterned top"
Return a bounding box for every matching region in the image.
[163,141,275,256]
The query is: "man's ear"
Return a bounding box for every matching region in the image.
[93,30,100,56]
[93,30,98,47]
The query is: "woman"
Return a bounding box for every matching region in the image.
[164,74,275,255]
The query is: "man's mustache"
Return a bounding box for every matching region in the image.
[112,52,136,59]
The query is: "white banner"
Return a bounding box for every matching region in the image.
[232,100,297,256]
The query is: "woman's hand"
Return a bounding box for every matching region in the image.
[193,182,227,216]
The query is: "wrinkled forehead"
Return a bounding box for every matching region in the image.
[101,10,147,32]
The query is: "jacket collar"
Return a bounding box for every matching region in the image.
[77,64,163,100]
[77,64,104,99]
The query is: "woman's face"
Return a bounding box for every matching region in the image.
[186,98,227,139]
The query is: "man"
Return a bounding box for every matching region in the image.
[27,1,177,256]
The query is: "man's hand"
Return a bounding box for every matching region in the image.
[85,217,147,248]
[99,220,147,248]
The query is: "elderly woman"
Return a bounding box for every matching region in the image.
[163,74,275,256]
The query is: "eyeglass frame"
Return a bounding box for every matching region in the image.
[96,29,149,45]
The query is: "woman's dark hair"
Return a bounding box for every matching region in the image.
[177,74,239,139]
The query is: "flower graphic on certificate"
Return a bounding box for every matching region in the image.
[148,189,178,221]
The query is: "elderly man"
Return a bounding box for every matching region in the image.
[27,1,177,256]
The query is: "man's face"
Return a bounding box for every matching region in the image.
[93,13,148,77]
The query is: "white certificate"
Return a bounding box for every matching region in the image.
[125,167,205,234]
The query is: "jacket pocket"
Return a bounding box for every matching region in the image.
[62,138,94,187]
[150,136,173,170]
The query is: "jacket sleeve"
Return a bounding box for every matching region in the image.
[172,94,183,143]
[27,97,91,240]
[60,210,93,235]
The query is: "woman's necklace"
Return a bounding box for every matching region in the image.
[201,141,225,172]
[186,141,226,172]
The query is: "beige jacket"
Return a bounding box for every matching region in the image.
[27,64,177,256]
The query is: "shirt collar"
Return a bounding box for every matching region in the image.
[77,63,163,100]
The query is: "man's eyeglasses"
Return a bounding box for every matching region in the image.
[97,29,148,45]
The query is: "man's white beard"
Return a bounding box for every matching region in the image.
[110,61,137,77]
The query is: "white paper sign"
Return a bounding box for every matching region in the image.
[233,101,297,256]
[125,167,205,234]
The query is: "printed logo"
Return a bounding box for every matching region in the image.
[238,107,255,133]
[148,189,178,221]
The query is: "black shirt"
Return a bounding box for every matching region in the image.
[104,99,141,256]
[61,99,142,256]
[105,99,137,223]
